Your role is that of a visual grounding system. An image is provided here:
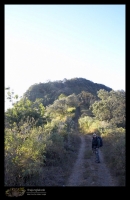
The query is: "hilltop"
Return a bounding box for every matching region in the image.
[23,77,112,106]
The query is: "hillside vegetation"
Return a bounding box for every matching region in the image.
[4,78,125,186]
[23,77,112,106]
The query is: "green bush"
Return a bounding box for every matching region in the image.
[5,123,47,186]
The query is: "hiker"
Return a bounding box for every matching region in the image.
[92,133,100,163]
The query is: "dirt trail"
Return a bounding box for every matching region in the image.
[66,135,86,186]
[66,134,118,186]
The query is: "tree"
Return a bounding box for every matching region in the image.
[90,89,125,127]
[5,96,46,129]
[78,91,97,107]
[46,93,80,119]
[58,93,67,99]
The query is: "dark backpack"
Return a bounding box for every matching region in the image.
[98,136,103,147]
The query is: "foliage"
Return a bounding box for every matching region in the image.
[78,116,101,134]
[5,97,46,129]
[78,91,97,107]
[5,120,47,186]
[23,78,112,106]
[102,127,125,186]
[4,83,125,186]
[90,89,125,128]
[58,93,67,99]
[45,93,80,119]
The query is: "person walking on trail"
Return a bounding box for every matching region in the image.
[92,133,100,163]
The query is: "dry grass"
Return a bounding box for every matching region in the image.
[19,132,81,186]
[101,130,125,186]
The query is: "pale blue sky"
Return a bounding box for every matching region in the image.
[5,4,125,110]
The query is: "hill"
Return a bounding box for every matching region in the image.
[23,77,112,106]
